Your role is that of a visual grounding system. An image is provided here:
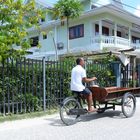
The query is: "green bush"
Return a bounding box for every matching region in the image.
[0,56,116,114]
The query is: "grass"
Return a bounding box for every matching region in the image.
[0,109,59,123]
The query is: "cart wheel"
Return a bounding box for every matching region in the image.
[122,93,136,118]
[60,97,81,125]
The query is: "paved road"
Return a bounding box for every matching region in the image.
[0,97,140,140]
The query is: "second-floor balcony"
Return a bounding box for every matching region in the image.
[91,36,140,51]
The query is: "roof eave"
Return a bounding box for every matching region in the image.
[82,4,140,26]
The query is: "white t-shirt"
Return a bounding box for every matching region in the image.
[70,65,86,91]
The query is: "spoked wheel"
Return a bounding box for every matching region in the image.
[122,93,136,118]
[60,97,81,125]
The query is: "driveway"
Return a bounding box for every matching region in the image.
[0,97,140,140]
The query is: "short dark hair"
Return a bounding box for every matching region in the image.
[76,58,83,65]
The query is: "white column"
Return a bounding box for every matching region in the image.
[99,20,102,50]
[114,22,117,47]
[99,20,102,36]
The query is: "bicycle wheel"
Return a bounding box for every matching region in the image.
[122,93,136,118]
[60,97,81,125]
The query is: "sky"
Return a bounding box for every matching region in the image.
[46,0,140,17]
[122,0,140,17]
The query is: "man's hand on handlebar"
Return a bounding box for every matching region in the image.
[92,77,97,81]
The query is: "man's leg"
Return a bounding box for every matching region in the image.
[86,93,93,112]
[82,88,97,112]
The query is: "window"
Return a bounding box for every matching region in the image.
[30,36,39,47]
[95,24,99,35]
[69,24,84,39]
[117,31,121,37]
[95,24,109,36]
[102,26,109,36]
[112,30,122,37]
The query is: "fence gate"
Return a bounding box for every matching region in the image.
[121,63,138,87]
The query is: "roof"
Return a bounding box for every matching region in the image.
[29,3,140,33]
[27,1,140,33]
[82,4,140,26]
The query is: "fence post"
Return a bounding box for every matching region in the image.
[112,61,121,87]
[137,64,140,87]
[43,57,46,111]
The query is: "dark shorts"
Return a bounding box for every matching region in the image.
[81,88,92,94]
[72,88,92,95]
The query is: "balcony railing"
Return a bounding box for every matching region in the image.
[91,36,140,50]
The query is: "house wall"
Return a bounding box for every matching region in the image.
[57,25,67,50]
[68,19,89,50]
[38,25,68,52]
[39,28,54,52]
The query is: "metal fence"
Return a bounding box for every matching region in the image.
[0,58,44,115]
[0,58,73,115]
[121,63,139,87]
[0,57,137,115]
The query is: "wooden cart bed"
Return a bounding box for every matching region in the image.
[89,86,140,102]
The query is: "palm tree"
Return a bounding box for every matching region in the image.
[53,0,83,53]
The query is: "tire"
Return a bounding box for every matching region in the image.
[60,97,81,125]
[122,93,136,118]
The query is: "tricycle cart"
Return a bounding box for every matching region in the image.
[60,86,140,125]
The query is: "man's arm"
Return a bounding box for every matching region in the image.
[82,77,97,83]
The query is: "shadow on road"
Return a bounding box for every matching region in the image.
[45,97,140,126]
[79,110,124,122]
[44,110,125,127]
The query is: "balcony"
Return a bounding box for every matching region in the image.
[91,36,140,51]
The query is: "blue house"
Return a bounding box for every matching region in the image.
[24,0,140,61]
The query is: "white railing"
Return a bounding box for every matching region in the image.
[93,36,115,44]
[91,36,139,50]
[115,36,130,46]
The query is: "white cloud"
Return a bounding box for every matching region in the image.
[134,5,140,17]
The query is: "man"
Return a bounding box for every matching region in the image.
[70,58,97,112]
